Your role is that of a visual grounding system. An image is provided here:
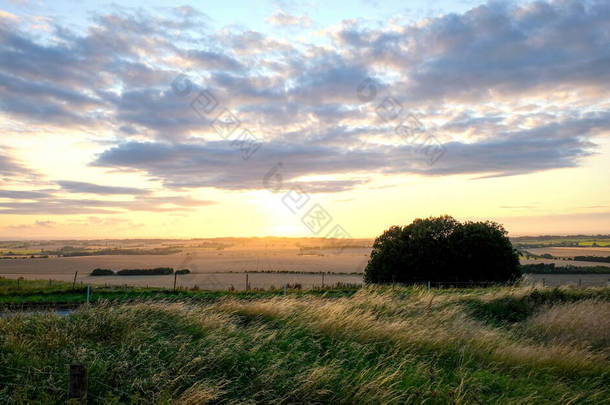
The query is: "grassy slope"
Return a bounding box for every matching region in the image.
[0,278,357,305]
[0,279,609,404]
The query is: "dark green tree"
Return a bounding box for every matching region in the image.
[364,216,520,283]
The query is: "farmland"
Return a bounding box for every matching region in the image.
[0,238,370,289]
[0,279,608,403]
[527,247,610,258]
[1,237,610,290]
[511,235,610,248]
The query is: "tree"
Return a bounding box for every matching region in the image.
[364,216,520,284]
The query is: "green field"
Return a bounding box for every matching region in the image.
[512,235,610,248]
[0,279,608,404]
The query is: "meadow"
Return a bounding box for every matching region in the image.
[0,279,608,404]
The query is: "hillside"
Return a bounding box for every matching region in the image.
[0,281,608,403]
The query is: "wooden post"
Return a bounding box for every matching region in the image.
[542,278,545,287]
[428,280,431,292]
[68,364,87,403]
[72,272,78,290]
[579,278,582,287]
[283,283,287,297]
[245,273,249,291]
[86,285,90,304]
[173,272,178,292]
[17,278,20,289]
[322,273,325,288]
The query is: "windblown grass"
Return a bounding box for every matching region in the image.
[0,285,608,404]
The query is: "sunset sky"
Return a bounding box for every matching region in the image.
[0,0,609,239]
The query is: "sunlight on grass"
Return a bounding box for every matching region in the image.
[1,286,608,403]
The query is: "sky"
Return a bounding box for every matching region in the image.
[0,0,609,239]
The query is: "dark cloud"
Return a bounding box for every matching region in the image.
[0,0,608,199]
[90,113,599,192]
[58,181,150,195]
[0,195,214,215]
[0,190,52,199]
[336,0,610,102]
[0,148,37,183]
[186,50,244,72]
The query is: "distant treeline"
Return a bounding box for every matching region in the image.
[511,234,610,242]
[573,256,610,263]
[91,268,190,276]
[58,247,181,257]
[196,242,233,249]
[521,263,610,274]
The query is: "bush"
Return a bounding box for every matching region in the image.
[175,269,190,275]
[364,215,520,283]
[521,263,610,274]
[91,268,115,276]
[116,268,174,276]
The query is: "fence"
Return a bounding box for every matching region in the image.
[1,272,609,295]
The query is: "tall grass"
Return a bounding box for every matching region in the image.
[0,286,608,403]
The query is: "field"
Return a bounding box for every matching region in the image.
[0,279,608,404]
[523,273,609,287]
[0,238,371,290]
[527,247,610,258]
[2,238,610,292]
[511,236,610,247]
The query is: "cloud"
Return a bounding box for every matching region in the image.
[0,195,215,215]
[267,10,311,27]
[0,190,51,199]
[58,181,150,195]
[334,0,610,102]
[0,11,19,21]
[0,179,214,214]
[35,219,55,227]
[6,220,56,231]
[90,114,599,192]
[0,147,38,184]
[0,0,608,202]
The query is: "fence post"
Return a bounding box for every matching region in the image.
[72,272,78,290]
[428,280,431,292]
[17,278,19,290]
[322,273,325,288]
[542,278,545,287]
[246,273,249,291]
[284,283,287,297]
[86,285,90,304]
[173,272,178,292]
[578,278,582,287]
[68,364,87,403]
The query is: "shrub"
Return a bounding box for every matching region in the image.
[91,268,115,276]
[521,263,610,274]
[116,268,173,276]
[364,215,520,283]
[175,269,191,275]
